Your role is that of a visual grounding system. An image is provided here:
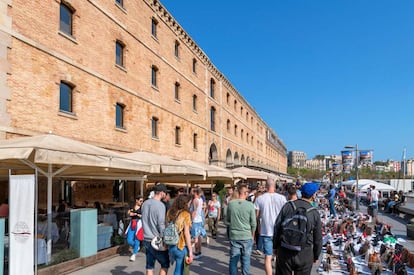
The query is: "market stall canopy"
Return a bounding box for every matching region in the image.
[124,151,205,177]
[360,181,396,192]
[0,134,154,178]
[341,179,381,188]
[231,167,269,180]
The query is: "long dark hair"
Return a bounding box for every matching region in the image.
[166,194,191,222]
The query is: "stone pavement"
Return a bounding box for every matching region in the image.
[69,207,414,275]
[69,223,269,275]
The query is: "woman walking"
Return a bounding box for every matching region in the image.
[207,192,221,239]
[127,196,143,261]
[167,194,194,275]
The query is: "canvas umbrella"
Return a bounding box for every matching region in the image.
[0,133,154,263]
[231,167,269,180]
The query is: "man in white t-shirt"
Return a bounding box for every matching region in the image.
[254,178,287,275]
[370,185,380,220]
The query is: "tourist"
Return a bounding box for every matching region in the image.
[273,182,322,275]
[127,196,143,262]
[287,184,298,201]
[254,177,287,275]
[369,185,379,219]
[141,182,170,275]
[190,187,206,259]
[166,194,193,275]
[227,184,256,275]
[206,192,221,239]
[328,184,336,217]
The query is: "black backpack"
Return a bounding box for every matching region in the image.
[280,201,316,251]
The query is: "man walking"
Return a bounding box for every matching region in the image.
[254,178,287,275]
[227,184,256,275]
[141,182,170,275]
[273,182,322,275]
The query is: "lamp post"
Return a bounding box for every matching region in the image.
[345,145,359,211]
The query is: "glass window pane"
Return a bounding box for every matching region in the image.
[59,83,72,112]
[116,104,123,128]
[60,4,72,35]
[116,42,123,66]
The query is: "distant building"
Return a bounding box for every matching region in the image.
[305,158,326,171]
[288,151,306,168]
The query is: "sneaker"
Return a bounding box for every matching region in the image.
[253,249,263,256]
[194,253,203,260]
[129,254,136,262]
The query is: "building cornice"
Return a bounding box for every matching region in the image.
[146,0,286,150]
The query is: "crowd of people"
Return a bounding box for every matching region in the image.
[125,179,324,275]
[121,178,414,275]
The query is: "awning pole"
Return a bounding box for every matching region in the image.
[46,164,52,264]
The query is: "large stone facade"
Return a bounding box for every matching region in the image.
[1,0,287,173]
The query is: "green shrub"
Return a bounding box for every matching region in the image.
[50,249,79,265]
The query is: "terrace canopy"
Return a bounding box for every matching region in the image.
[0,134,154,263]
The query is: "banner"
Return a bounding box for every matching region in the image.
[9,174,35,275]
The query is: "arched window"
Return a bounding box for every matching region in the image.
[226,119,231,132]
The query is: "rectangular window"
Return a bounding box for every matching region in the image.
[115,0,123,7]
[174,41,180,58]
[210,107,216,132]
[116,41,124,67]
[151,66,158,87]
[174,82,180,101]
[192,95,197,111]
[193,133,198,150]
[152,117,159,138]
[151,18,158,38]
[116,103,125,128]
[210,78,215,98]
[192,58,197,73]
[59,82,73,113]
[60,3,73,35]
[175,126,181,145]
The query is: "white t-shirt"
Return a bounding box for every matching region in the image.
[254,192,287,237]
[371,189,379,201]
[192,197,204,223]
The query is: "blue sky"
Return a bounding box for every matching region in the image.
[160,0,414,161]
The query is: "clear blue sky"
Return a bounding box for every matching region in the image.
[160,0,414,161]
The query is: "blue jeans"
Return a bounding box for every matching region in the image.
[169,245,188,275]
[256,235,263,251]
[229,239,253,275]
[262,236,273,256]
[127,227,140,254]
[329,199,336,216]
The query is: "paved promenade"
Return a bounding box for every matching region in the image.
[69,207,414,275]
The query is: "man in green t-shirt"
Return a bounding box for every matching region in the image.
[226,184,257,275]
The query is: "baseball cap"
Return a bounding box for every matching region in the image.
[300,182,319,198]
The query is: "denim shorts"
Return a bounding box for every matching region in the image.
[262,236,274,256]
[143,240,170,270]
[191,222,206,238]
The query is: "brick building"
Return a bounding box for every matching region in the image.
[0,0,287,203]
